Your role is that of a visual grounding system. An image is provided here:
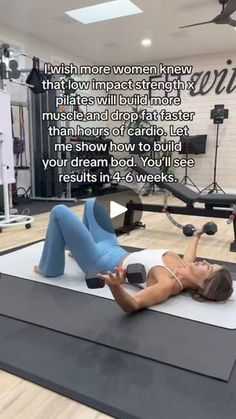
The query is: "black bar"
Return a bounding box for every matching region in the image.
[124,202,135,226]
[127,202,232,219]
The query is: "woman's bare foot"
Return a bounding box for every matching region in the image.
[34,266,42,275]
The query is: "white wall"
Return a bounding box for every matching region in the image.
[1,22,235,195]
[108,52,236,193]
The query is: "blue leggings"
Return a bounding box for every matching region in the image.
[39,199,129,277]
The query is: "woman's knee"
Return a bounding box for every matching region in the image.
[83,199,96,218]
[84,198,95,211]
[51,204,70,218]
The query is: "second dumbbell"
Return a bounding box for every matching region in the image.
[183,222,217,237]
[86,263,146,289]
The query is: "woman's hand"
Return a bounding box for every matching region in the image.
[96,268,127,287]
[193,228,204,238]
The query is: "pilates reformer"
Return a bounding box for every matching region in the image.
[117,165,236,252]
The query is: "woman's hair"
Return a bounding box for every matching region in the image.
[192,268,233,302]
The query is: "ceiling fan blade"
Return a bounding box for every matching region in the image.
[179,20,213,29]
[221,0,236,18]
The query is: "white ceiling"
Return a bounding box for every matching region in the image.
[0,0,236,64]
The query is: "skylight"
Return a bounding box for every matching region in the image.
[65,0,143,24]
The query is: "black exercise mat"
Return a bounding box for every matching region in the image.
[12,197,84,216]
[0,315,236,419]
[0,274,235,381]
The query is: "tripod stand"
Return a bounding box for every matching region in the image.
[131,137,161,197]
[201,124,225,194]
[201,105,228,194]
[138,149,161,196]
[179,135,206,192]
[181,152,200,192]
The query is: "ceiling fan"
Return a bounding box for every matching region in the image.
[179,0,236,29]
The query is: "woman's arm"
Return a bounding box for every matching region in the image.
[97,269,172,313]
[108,283,140,313]
[183,231,202,265]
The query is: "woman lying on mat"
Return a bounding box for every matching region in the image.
[34,199,233,313]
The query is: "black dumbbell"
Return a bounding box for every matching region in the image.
[183,222,217,237]
[126,263,146,284]
[203,222,218,235]
[86,263,146,289]
[86,271,106,289]
[183,224,195,237]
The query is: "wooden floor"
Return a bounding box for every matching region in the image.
[0,193,236,418]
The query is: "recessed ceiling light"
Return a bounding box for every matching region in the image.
[142,38,152,47]
[65,0,143,25]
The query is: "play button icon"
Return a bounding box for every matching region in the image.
[92,185,143,234]
[110,201,127,219]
